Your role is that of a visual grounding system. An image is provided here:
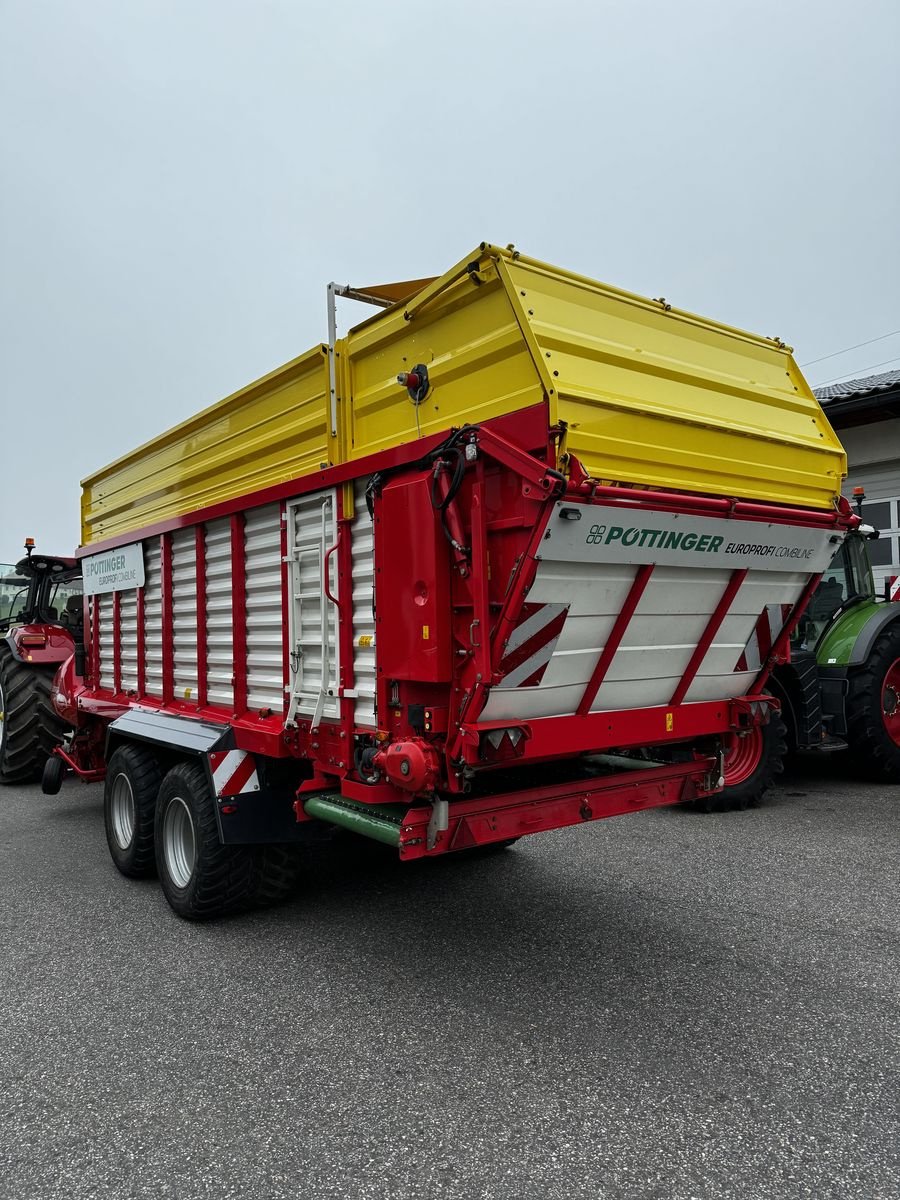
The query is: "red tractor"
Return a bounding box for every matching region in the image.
[0,540,82,783]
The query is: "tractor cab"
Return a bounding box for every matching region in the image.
[0,540,83,635]
[796,530,877,652]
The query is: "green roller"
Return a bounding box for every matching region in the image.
[302,795,407,847]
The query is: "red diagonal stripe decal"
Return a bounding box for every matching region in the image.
[223,753,256,796]
[499,605,569,679]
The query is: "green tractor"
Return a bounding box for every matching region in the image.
[714,495,900,810]
[0,541,83,784]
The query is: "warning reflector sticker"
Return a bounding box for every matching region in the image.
[498,603,569,688]
[208,750,259,798]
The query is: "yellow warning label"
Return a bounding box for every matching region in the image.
[184,688,193,700]
[358,635,373,647]
[422,625,430,640]
[665,712,674,732]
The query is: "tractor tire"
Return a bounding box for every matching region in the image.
[104,744,162,879]
[690,715,787,813]
[155,762,257,921]
[0,646,68,784]
[249,845,304,908]
[845,624,900,781]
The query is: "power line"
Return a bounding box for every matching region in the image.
[814,355,900,388]
[800,328,900,368]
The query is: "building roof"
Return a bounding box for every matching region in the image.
[815,367,900,402]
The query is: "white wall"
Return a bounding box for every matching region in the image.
[837,417,900,595]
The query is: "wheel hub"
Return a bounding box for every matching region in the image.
[722,725,765,787]
[162,796,196,889]
[110,773,136,850]
[883,657,900,746]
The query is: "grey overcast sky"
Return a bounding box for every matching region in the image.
[1,0,898,559]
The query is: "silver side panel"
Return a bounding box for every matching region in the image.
[143,538,163,698]
[286,489,340,724]
[244,504,284,712]
[171,528,199,701]
[119,588,138,693]
[351,478,376,728]
[98,593,114,690]
[204,518,234,709]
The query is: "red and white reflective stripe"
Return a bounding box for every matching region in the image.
[498,602,569,688]
[208,749,259,797]
[890,576,900,602]
[735,603,792,673]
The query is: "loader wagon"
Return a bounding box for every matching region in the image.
[50,243,852,919]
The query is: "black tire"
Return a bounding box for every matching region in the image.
[249,845,304,908]
[0,647,68,784]
[690,715,787,813]
[155,762,256,920]
[104,744,162,878]
[455,837,520,856]
[846,623,900,781]
[41,753,65,795]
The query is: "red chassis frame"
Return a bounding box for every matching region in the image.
[61,407,853,849]
[397,757,718,859]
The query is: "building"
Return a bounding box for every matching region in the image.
[815,368,900,594]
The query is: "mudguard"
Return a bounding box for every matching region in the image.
[817,601,900,669]
[4,625,75,666]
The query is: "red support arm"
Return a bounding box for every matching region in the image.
[577,564,654,717]
[669,568,748,707]
[748,572,823,696]
[473,425,566,495]
[91,594,100,688]
[468,465,493,684]
[230,514,247,715]
[161,533,174,705]
[112,589,122,695]
[195,525,207,708]
[135,583,145,698]
[566,471,858,531]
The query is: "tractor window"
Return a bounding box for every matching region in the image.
[795,543,854,650]
[37,576,83,624]
[811,545,853,616]
[795,537,874,652]
[0,566,29,623]
[50,578,83,613]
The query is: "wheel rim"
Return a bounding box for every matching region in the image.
[162,796,196,889]
[883,657,900,747]
[723,726,764,787]
[110,773,136,850]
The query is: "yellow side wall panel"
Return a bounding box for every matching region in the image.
[82,348,331,545]
[81,243,847,548]
[501,258,846,510]
[343,269,546,460]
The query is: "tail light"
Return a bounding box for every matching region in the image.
[480,726,528,762]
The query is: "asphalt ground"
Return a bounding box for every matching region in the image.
[0,762,898,1200]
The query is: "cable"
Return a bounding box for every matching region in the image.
[801,328,900,368]
[814,355,900,389]
[365,425,476,517]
